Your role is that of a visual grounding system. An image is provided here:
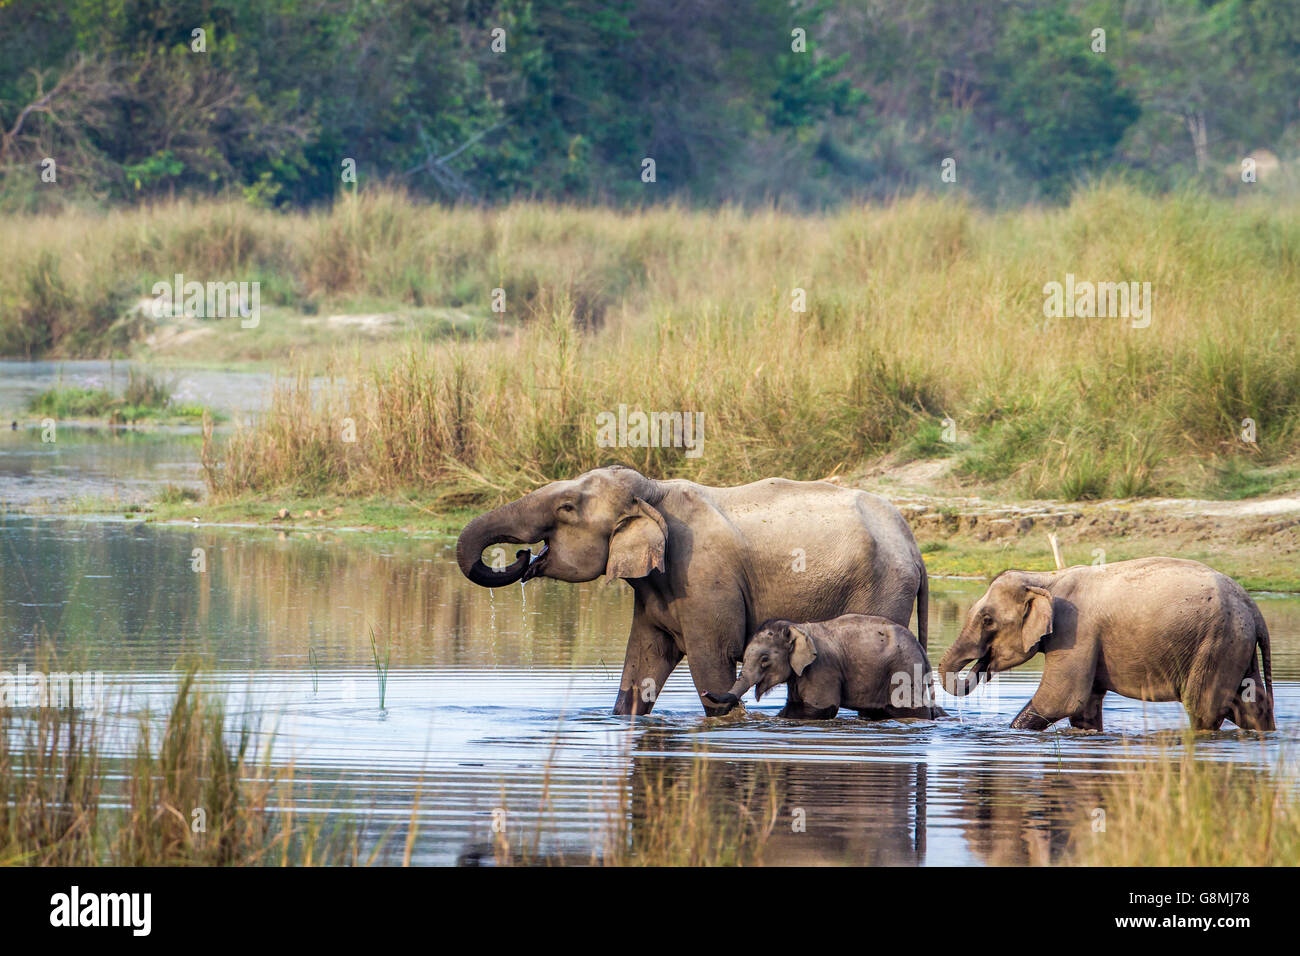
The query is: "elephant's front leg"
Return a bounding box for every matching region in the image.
[1010,699,1058,730]
[1012,656,1097,731]
[613,613,682,716]
[684,629,745,718]
[1068,690,1105,731]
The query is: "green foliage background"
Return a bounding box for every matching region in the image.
[3,0,1293,208]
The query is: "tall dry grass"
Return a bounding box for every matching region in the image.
[6,184,1299,500]
[1072,738,1300,866]
[0,670,358,865]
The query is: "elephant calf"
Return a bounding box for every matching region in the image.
[703,615,944,720]
[939,557,1275,732]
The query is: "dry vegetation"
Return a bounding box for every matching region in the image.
[4,185,1299,503]
[0,671,359,865]
[1073,738,1300,866]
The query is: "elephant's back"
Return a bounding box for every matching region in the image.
[1080,558,1258,649]
[850,489,920,555]
[1084,557,1240,607]
[699,481,921,629]
[707,478,909,543]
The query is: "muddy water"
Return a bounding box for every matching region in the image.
[2,516,1297,865]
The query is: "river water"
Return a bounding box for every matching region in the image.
[0,359,276,510]
[1,516,1297,866]
[1,362,1297,865]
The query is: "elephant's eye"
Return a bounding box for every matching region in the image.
[557,502,576,514]
[760,656,770,668]
[982,613,994,628]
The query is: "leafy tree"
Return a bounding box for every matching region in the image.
[3,0,1299,207]
[983,3,1138,194]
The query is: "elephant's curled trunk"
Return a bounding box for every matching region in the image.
[456,499,546,588]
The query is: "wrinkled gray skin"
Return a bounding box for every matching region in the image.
[456,465,928,717]
[703,615,945,720]
[939,557,1275,732]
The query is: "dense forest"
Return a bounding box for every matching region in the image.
[1,0,1298,209]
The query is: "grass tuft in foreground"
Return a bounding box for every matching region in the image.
[599,758,781,866]
[491,743,782,867]
[0,669,357,865]
[1073,737,1300,866]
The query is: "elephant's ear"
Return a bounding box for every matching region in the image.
[789,626,817,676]
[1022,586,1053,653]
[605,498,667,579]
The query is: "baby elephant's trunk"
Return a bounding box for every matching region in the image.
[701,674,755,711]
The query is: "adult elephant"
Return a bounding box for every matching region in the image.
[455,465,928,716]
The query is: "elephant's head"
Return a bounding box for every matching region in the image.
[455,466,667,588]
[702,620,816,709]
[939,573,1053,696]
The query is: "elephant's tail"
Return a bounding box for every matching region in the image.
[915,565,929,653]
[1250,602,1274,713]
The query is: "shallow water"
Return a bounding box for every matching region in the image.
[2,516,1297,865]
[0,426,206,509]
[0,359,276,420]
[0,360,281,508]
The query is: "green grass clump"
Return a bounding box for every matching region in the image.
[27,370,208,423]
[28,385,114,419]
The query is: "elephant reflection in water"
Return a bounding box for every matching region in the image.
[933,764,1111,866]
[622,728,930,865]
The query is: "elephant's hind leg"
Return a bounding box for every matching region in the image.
[1227,667,1275,731]
[1068,690,1105,731]
[1183,646,1236,731]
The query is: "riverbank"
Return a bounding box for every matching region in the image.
[67,480,1297,591]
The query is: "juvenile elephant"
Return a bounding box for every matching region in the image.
[455,465,929,716]
[938,557,1275,731]
[703,615,945,719]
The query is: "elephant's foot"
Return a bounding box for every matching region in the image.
[707,700,748,720]
[612,687,657,717]
[699,691,746,718]
[781,703,837,719]
[1010,700,1057,731]
[1068,692,1105,731]
[879,705,946,720]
